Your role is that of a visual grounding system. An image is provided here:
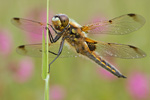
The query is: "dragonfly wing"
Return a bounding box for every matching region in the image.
[16,42,79,58]
[81,14,145,35]
[95,41,146,59]
[11,18,50,35]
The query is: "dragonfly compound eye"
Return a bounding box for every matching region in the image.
[59,14,69,28]
[52,14,69,30]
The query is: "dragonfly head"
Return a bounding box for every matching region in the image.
[52,14,69,31]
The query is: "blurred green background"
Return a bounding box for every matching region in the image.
[0,0,150,100]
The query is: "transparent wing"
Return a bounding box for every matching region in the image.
[11,18,51,35]
[16,42,79,58]
[81,14,145,35]
[95,41,146,59]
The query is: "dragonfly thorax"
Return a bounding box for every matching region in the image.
[52,14,69,31]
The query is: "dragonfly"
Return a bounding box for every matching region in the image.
[11,13,146,78]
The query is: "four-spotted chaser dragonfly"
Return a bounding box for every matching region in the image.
[11,13,146,78]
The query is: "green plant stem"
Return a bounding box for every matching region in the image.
[45,74,50,100]
[42,0,50,100]
[45,0,50,99]
[46,0,49,71]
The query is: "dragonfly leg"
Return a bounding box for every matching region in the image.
[46,27,62,43]
[40,49,58,55]
[46,24,70,43]
[50,24,70,35]
[48,50,58,55]
[48,36,68,73]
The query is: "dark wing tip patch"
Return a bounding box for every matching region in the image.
[13,17,20,20]
[129,45,137,50]
[128,13,136,17]
[11,17,21,25]
[127,13,145,25]
[129,45,146,57]
[109,20,112,23]
[16,45,27,56]
[18,45,25,49]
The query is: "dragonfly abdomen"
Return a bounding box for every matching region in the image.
[86,52,126,78]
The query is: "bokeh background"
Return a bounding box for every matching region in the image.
[0,0,150,100]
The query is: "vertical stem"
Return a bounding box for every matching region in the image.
[42,0,50,100]
[45,74,50,100]
[46,0,50,100]
[42,26,49,100]
[46,0,49,69]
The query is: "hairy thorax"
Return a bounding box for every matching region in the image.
[65,24,90,54]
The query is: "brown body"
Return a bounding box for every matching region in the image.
[65,23,89,54]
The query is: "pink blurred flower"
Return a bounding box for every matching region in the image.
[0,29,13,56]
[88,14,106,23]
[26,8,53,23]
[50,85,66,100]
[96,58,117,80]
[24,8,54,43]
[12,57,34,83]
[83,14,108,36]
[126,71,149,100]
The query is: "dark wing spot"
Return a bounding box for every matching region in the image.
[17,45,27,54]
[13,17,20,20]
[129,45,138,50]
[109,20,112,23]
[129,45,142,55]
[18,45,25,49]
[128,14,136,17]
[128,14,141,23]
[129,45,146,57]
[108,43,111,45]
[12,18,21,25]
